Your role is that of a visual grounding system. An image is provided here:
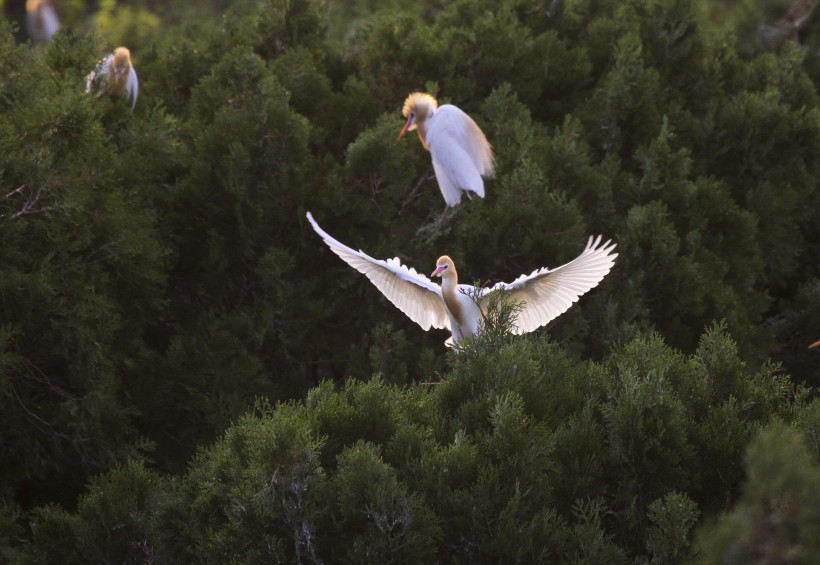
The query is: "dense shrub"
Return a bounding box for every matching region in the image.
[2,0,819,560]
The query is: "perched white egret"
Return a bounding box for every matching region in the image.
[85,47,139,111]
[307,212,617,347]
[399,92,494,207]
[26,0,60,43]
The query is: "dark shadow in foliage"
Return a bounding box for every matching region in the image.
[696,421,820,563]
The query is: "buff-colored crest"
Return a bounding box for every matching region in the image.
[402,92,438,118]
[113,47,132,70]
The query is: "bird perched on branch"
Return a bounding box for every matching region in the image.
[85,47,139,111]
[26,0,60,43]
[307,212,617,347]
[399,92,494,207]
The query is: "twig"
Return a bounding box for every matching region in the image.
[14,206,54,218]
[83,238,125,266]
[4,185,24,199]
[5,184,51,218]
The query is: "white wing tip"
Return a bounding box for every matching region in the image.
[128,68,139,111]
[586,234,617,251]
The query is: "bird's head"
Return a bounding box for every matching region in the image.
[399,92,438,139]
[27,0,53,13]
[431,255,456,279]
[112,47,132,76]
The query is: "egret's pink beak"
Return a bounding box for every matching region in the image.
[431,265,446,277]
[810,340,820,350]
[398,117,413,139]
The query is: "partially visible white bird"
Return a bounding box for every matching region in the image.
[85,47,139,111]
[307,212,617,347]
[399,92,494,207]
[26,0,60,43]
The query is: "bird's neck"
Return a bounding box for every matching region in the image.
[416,105,435,150]
[108,69,127,94]
[440,276,464,325]
[416,125,430,151]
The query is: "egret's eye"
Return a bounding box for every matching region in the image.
[410,111,416,119]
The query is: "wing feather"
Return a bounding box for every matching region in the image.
[431,158,464,206]
[85,55,112,94]
[489,236,618,334]
[432,105,494,176]
[428,106,488,200]
[306,212,450,331]
[126,66,139,111]
[463,115,494,177]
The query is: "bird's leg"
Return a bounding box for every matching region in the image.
[416,202,453,244]
[433,205,452,231]
[399,169,436,215]
[415,205,452,242]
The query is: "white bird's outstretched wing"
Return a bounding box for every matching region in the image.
[126,66,139,111]
[487,236,618,334]
[306,212,450,331]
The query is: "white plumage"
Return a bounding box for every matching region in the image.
[307,212,617,347]
[399,93,494,207]
[85,47,139,112]
[26,0,60,44]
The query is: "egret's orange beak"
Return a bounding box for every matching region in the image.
[810,340,820,349]
[398,116,413,139]
[431,265,446,277]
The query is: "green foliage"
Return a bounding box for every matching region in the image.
[162,400,328,562]
[793,398,820,460]
[0,499,25,564]
[645,491,700,563]
[3,0,820,560]
[0,18,163,508]
[13,324,820,562]
[330,441,440,563]
[28,461,163,563]
[94,0,161,48]
[696,422,820,563]
[603,335,698,512]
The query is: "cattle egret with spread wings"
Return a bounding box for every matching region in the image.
[307,212,617,347]
[85,47,139,111]
[398,92,494,207]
